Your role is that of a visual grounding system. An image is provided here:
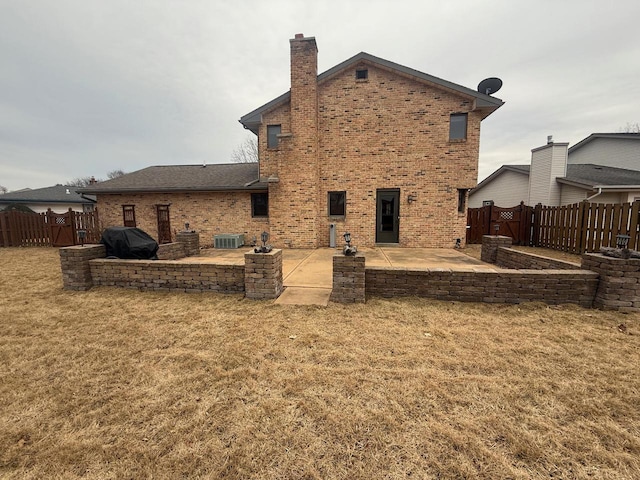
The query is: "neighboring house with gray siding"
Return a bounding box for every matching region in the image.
[470,133,640,207]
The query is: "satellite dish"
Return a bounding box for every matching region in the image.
[477,77,503,95]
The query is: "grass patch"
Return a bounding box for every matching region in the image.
[1,247,639,479]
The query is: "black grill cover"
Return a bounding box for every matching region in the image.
[100,227,159,259]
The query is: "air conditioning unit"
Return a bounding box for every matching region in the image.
[214,234,245,249]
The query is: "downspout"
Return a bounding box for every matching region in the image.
[585,187,602,202]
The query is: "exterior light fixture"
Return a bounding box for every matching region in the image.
[77,229,87,246]
[616,234,631,250]
[407,194,417,204]
[494,224,500,236]
[184,222,190,231]
[255,231,272,253]
[343,232,357,256]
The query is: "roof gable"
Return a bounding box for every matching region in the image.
[568,133,640,154]
[240,52,504,133]
[471,165,530,194]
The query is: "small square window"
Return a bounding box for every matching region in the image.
[355,69,368,80]
[328,191,346,217]
[267,125,281,149]
[251,193,268,217]
[449,113,467,141]
[457,189,467,213]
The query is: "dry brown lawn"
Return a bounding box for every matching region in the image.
[1,248,639,479]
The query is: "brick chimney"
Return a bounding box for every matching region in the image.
[289,33,318,142]
[275,33,318,247]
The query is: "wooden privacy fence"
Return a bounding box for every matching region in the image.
[534,201,640,253]
[467,201,640,254]
[0,208,101,247]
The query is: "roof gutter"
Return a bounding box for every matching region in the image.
[585,187,602,201]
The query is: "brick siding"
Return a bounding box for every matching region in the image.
[258,38,484,249]
[97,191,268,247]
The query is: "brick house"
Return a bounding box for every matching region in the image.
[83,34,503,248]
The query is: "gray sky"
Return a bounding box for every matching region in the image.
[1,0,639,191]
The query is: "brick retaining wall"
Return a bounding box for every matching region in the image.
[244,249,283,299]
[330,253,365,303]
[156,242,186,260]
[582,253,640,312]
[59,244,107,291]
[175,231,200,256]
[365,267,598,307]
[481,235,512,264]
[90,259,244,293]
[496,247,581,270]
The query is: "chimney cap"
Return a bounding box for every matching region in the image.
[294,33,304,39]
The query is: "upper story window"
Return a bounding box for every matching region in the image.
[355,69,368,80]
[449,113,468,141]
[251,193,268,218]
[328,191,346,217]
[267,125,281,149]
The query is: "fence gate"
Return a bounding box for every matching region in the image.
[467,202,533,245]
[49,210,75,247]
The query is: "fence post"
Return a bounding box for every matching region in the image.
[69,208,77,245]
[532,203,542,247]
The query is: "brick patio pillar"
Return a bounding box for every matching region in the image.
[244,249,283,300]
[176,231,200,256]
[330,252,365,303]
[481,235,512,264]
[59,244,106,291]
[582,253,640,312]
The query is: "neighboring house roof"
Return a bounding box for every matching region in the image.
[568,133,640,154]
[78,163,266,194]
[240,52,504,134]
[0,184,96,205]
[473,163,640,196]
[558,164,640,189]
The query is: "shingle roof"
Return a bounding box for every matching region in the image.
[77,163,265,194]
[240,52,504,134]
[0,185,95,204]
[560,164,640,187]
